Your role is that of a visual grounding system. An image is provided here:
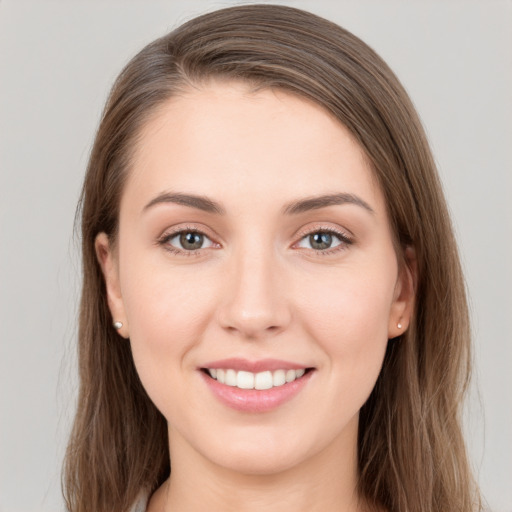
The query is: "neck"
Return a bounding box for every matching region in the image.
[158,419,366,512]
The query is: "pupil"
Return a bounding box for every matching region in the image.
[310,232,332,250]
[180,232,203,250]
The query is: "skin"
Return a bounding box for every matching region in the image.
[96,81,415,512]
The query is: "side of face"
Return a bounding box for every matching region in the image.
[96,81,415,476]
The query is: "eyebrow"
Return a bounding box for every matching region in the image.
[143,191,374,216]
[282,193,375,215]
[143,192,226,215]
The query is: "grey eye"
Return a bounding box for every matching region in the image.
[168,231,214,251]
[297,231,344,251]
[309,232,333,250]
[180,232,204,250]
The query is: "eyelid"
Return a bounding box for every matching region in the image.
[157,224,221,255]
[156,222,353,256]
[158,223,220,241]
[292,224,354,253]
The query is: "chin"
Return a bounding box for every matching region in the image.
[197,425,320,477]
[212,448,303,476]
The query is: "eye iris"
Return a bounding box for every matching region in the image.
[310,232,332,250]
[180,232,203,250]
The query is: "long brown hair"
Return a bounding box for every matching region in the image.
[63,5,481,511]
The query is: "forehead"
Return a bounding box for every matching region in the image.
[123,81,384,215]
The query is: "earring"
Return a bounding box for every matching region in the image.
[397,322,403,329]
[113,321,123,330]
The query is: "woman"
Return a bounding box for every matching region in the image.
[63,4,481,512]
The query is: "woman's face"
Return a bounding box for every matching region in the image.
[97,81,413,476]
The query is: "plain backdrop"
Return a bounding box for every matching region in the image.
[0,1,511,511]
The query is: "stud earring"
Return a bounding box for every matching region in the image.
[113,321,123,330]
[397,322,403,329]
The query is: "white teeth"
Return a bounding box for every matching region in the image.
[207,368,308,390]
[255,371,273,390]
[225,369,237,386]
[285,369,296,383]
[272,369,286,387]
[237,371,255,389]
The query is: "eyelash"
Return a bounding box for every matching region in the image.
[157,226,213,257]
[294,226,353,255]
[157,226,353,257]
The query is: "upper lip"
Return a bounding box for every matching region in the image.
[200,358,311,373]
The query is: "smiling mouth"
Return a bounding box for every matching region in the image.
[201,368,314,390]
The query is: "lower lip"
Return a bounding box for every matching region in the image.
[200,370,314,413]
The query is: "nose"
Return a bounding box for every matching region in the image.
[217,245,292,340]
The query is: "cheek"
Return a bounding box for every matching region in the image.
[299,262,396,383]
[120,240,219,339]
[304,263,394,330]
[118,252,219,410]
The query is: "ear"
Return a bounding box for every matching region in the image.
[95,232,129,338]
[388,246,417,339]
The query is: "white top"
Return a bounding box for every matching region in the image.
[129,491,149,512]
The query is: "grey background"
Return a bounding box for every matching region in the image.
[0,1,510,511]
